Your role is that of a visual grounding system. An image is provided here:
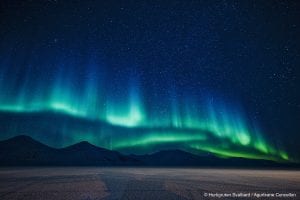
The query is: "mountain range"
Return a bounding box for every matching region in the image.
[0,135,299,168]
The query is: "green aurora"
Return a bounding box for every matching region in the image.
[0,77,292,163]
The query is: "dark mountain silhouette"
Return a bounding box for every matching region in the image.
[60,141,140,165]
[132,149,210,166]
[0,135,141,166]
[0,135,59,165]
[0,135,299,168]
[132,149,297,168]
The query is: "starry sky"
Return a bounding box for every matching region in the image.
[0,0,299,162]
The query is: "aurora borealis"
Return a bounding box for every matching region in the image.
[0,65,292,162]
[0,1,299,163]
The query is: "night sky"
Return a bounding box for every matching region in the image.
[0,1,299,162]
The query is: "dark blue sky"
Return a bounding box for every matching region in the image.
[0,0,299,159]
